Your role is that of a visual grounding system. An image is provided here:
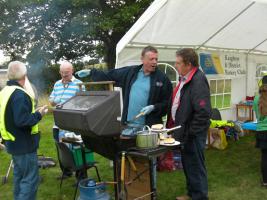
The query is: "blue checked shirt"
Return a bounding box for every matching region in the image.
[49,76,84,129]
[49,76,84,105]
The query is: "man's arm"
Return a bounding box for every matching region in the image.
[49,83,57,106]
[49,82,61,106]
[11,90,42,128]
[189,76,212,135]
[91,67,131,88]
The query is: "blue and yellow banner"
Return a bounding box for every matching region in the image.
[199,53,224,75]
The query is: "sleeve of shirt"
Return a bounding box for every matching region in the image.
[11,90,42,128]
[189,76,212,136]
[72,79,84,93]
[49,83,56,102]
[91,67,130,88]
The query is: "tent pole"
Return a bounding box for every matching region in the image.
[247,38,267,54]
[245,53,249,97]
[246,38,267,97]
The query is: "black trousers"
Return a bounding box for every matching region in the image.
[181,134,208,200]
[255,131,267,183]
[261,149,267,183]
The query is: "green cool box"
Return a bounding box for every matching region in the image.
[71,146,94,167]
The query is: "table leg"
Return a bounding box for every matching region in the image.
[150,159,157,200]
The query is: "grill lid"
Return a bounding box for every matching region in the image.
[53,91,121,137]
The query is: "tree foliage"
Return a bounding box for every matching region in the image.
[0,0,153,69]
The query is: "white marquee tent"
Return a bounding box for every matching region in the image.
[115,0,267,120]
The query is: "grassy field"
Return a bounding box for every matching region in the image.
[1,114,267,200]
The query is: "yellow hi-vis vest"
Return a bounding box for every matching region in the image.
[0,85,39,141]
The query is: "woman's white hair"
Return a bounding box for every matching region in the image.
[7,61,27,80]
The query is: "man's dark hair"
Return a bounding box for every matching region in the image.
[141,46,158,57]
[176,48,199,67]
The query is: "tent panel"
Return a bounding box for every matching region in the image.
[207,3,267,51]
[256,40,267,53]
[116,0,167,55]
[116,47,143,67]
[116,0,267,120]
[132,0,253,47]
[117,47,176,67]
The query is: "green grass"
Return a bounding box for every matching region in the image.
[1,114,267,199]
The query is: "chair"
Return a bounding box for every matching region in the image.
[207,108,222,147]
[211,108,222,120]
[55,142,101,200]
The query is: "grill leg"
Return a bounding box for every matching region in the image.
[94,165,101,182]
[60,170,65,189]
[73,180,79,200]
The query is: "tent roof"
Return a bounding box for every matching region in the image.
[116,0,267,56]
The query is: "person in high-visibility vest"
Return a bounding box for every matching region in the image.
[0,61,48,200]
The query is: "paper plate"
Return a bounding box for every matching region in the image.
[160,141,180,146]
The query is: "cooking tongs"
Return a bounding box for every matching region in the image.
[151,125,181,133]
[127,112,145,124]
[134,112,145,120]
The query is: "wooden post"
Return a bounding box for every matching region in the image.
[77,81,115,91]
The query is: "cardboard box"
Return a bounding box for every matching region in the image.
[208,128,228,150]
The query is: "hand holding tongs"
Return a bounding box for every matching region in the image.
[133,112,145,120]
[127,112,145,124]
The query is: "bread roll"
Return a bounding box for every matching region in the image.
[151,124,163,130]
[159,133,165,140]
[164,138,175,144]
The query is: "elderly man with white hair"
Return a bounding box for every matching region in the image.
[0,61,48,200]
[49,60,84,179]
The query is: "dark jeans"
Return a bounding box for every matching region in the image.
[181,135,208,200]
[53,128,86,180]
[255,131,267,183]
[261,149,267,183]
[12,152,39,200]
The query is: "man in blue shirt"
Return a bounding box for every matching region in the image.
[76,46,172,135]
[49,61,84,178]
[76,46,172,193]
[49,61,83,141]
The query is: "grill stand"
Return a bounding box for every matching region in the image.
[113,139,179,200]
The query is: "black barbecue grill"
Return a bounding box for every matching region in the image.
[53,87,176,199]
[53,90,136,159]
[53,90,121,137]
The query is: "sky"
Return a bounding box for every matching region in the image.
[0,50,9,65]
[0,50,4,60]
